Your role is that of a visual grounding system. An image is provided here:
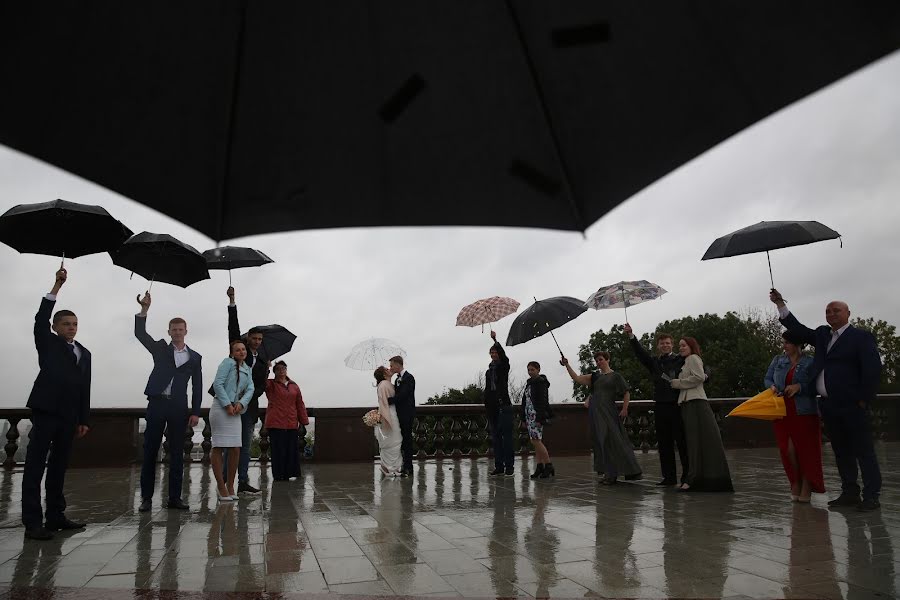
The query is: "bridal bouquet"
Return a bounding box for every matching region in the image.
[362,409,381,427]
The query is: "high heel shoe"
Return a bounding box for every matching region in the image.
[529,464,545,480]
[540,463,555,478]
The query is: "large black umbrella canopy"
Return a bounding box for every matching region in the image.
[1,4,898,241]
[0,199,132,260]
[111,232,210,289]
[244,325,296,363]
[702,220,841,286]
[506,296,586,353]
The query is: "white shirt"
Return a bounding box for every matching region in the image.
[45,294,82,363]
[778,306,850,397]
[163,344,191,396]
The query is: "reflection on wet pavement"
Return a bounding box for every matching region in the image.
[0,444,897,598]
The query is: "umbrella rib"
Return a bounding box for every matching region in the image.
[503,0,587,234]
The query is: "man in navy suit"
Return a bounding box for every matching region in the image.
[135,292,202,512]
[22,267,91,540]
[771,289,883,511]
[388,355,416,476]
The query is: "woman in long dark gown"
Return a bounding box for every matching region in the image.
[562,351,642,484]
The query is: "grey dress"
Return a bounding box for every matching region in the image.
[589,371,642,480]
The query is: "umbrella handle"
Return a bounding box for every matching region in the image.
[60,252,65,268]
[148,274,155,293]
[549,330,563,356]
[229,268,232,287]
[766,250,774,289]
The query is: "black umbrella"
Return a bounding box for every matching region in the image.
[111,232,210,289]
[1,4,898,240]
[245,325,296,362]
[701,221,841,287]
[506,296,586,355]
[202,246,274,285]
[0,199,132,263]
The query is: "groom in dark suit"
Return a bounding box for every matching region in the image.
[389,356,416,476]
[771,289,883,511]
[135,292,203,512]
[22,267,91,540]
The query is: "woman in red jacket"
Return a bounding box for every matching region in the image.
[264,361,309,481]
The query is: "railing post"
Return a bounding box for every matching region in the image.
[433,417,446,459]
[201,418,212,463]
[450,418,463,458]
[4,418,21,470]
[258,418,270,462]
[183,421,194,462]
[415,418,428,460]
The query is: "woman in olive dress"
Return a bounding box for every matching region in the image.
[562,351,642,484]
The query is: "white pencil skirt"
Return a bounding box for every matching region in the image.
[209,400,243,448]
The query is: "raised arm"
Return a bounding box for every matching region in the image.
[671,355,706,389]
[560,356,593,386]
[624,324,656,374]
[227,287,241,343]
[35,268,66,352]
[133,292,157,352]
[770,289,817,346]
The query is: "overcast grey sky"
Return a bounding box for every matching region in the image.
[2,51,898,409]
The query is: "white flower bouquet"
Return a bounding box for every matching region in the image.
[362,409,381,427]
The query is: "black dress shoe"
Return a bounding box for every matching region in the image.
[45,518,85,531]
[857,498,881,512]
[489,468,504,476]
[656,479,676,486]
[827,493,861,507]
[24,527,54,540]
[138,499,152,513]
[166,499,190,510]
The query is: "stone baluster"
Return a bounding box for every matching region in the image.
[415,418,428,460]
[3,418,21,470]
[201,419,212,463]
[258,419,270,462]
[516,415,530,456]
[183,421,195,462]
[638,414,651,452]
[433,417,446,459]
[449,417,463,458]
[484,416,494,461]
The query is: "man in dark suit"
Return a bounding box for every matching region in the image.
[222,286,269,494]
[771,289,883,511]
[135,292,202,512]
[22,267,91,540]
[388,355,416,476]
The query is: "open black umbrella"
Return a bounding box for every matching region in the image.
[1,4,898,241]
[506,296,586,355]
[0,199,132,263]
[246,325,296,362]
[203,246,274,285]
[111,232,210,289]
[701,221,841,287]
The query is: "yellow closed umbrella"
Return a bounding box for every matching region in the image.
[727,388,786,421]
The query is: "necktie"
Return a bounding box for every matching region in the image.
[68,343,78,364]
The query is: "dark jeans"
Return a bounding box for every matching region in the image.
[397,408,415,472]
[141,396,188,502]
[654,402,689,483]
[224,406,256,484]
[268,428,300,480]
[822,403,882,500]
[22,411,77,529]
[488,405,515,470]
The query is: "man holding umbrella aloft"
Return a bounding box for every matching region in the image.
[484,330,514,476]
[623,324,688,486]
[224,286,269,495]
[22,267,91,540]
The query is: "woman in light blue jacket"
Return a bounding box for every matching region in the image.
[764,330,823,502]
[210,340,254,502]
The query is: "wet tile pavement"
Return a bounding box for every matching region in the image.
[0,444,897,599]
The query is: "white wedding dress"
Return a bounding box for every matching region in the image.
[375,380,403,476]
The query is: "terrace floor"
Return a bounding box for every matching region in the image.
[0,444,897,599]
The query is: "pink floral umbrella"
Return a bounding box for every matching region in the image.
[455,296,520,332]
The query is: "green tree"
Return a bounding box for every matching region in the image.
[851,317,900,390]
[425,383,484,405]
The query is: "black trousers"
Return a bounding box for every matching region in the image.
[141,396,188,502]
[397,408,415,472]
[655,402,689,483]
[22,411,77,529]
[822,404,882,500]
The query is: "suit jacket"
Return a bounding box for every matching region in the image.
[391,370,416,417]
[780,311,882,408]
[27,297,91,425]
[135,315,203,416]
[671,354,708,405]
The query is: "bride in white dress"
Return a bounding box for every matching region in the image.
[374,366,403,476]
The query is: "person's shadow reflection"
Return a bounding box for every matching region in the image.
[845,510,896,600]
[593,489,639,590]
[525,484,559,598]
[787,504,841,599]
[11,535,67,588]
[487,481,519,596]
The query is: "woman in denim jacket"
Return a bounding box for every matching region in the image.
[764,330,824,502]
